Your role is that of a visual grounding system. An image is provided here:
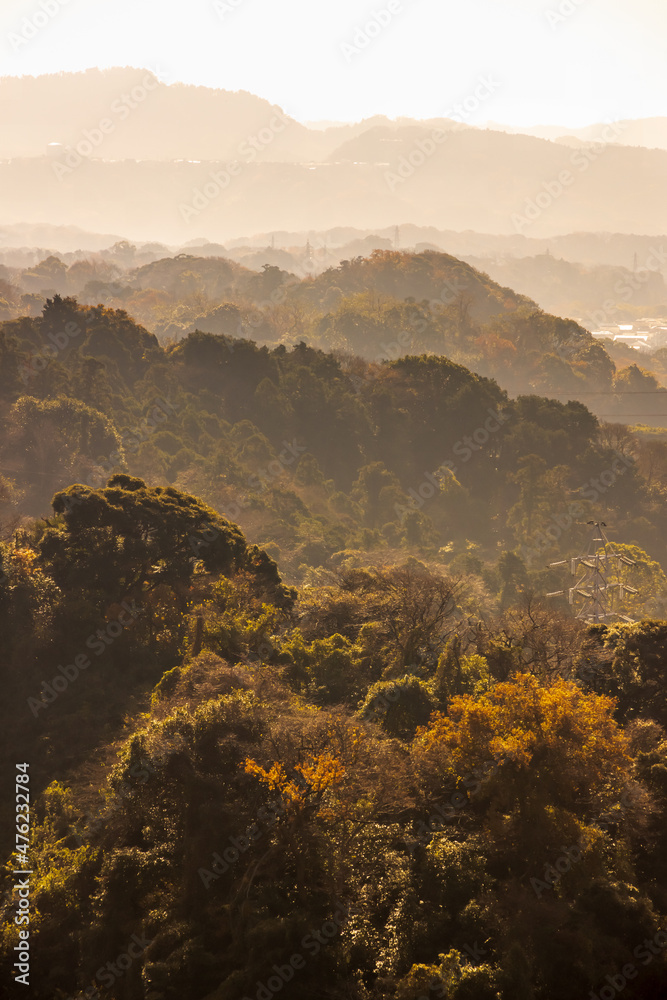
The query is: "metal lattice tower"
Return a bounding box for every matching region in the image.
[546,521,638,624]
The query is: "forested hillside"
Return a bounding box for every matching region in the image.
[2,285,667,578]
[1,256,667,998]
[2,479,667,1000]
[4,249,667,413]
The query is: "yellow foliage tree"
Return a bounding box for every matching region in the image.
[413,674,633,857]
[243,752,346,898]
[243,752,345,812]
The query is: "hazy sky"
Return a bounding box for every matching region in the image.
[2,0,665,126]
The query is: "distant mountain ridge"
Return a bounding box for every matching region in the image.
[487,117,667,151]
[1,69,667,243]
[4,69,667,162]
[2,222,666,280]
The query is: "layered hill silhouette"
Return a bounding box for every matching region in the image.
[2,69,667,242]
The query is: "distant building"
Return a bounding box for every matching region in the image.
[590,326,651,351]
[613,334,650,351]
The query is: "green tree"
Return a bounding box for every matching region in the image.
[3,395,122,513]
[39,475,248,610]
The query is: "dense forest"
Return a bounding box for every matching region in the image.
[2,248,667,411]
[1,251,667,998]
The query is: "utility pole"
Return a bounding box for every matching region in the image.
[546,521,638,623]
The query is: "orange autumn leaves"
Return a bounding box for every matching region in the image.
[244,753,345,811]
[414,674,632,812]
[243,676,632,853]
